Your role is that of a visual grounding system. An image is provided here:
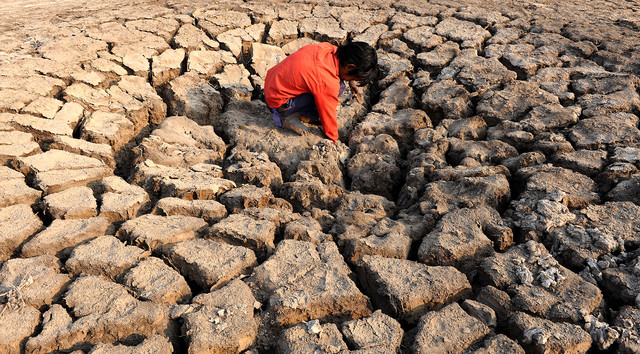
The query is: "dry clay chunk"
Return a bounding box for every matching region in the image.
[510,312,591,354]
[412,303,490,353]
[117,214,207,251]
[341,310,403,351]
[0,204,42,261]
[122,256,191,304]
[183,279,258,353]
[278,322,348,354]
[65,235,148,278]
[0,255,71,308]
[248,240,371,325]
[21,216,111,258]
[88,335,173,354]
[164,238,256,290]
[0,305,41,354]
[357,255,471,323]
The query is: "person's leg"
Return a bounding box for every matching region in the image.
[277,93,320,135]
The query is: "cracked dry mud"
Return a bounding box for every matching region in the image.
[2,0,640,353]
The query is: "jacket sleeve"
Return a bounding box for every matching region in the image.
[314,90,340,141]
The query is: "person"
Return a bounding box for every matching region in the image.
[263,41,378,142]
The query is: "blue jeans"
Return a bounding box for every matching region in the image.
[270,81,346,128]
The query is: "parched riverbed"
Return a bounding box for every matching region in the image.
[1,0,640,353]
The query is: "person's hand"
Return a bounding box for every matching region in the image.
[349,80,361,103]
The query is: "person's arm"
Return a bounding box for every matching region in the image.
[314,91,340,142]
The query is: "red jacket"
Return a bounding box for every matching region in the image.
[264,43,341,141]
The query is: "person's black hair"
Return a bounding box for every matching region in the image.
[336,41,378,86]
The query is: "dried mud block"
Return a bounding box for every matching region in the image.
[292,140,350,189]
[250,42,286,82]
[134,116,226,168]
[388,11,438,31]
[478,241,602,324]
[266,20,299,46]
[403,26,443,51]
[600,261,640,306]
[183,279,258,353]
[0,204,42,261]
[419,206,512,270]
[154,197,227,223]
[372,75,416,115]
[415,174,511,220]
[173,24,217,52]
[412,303,490,353]
[0,89,38,113]
[469,334,525,354]
[89,335,173,354]
[377,51,413,89]
[66,235,147,278]
[213,64,253,101]
[194,9,251,38]
[448,138,518,165]
[341,310,403,352]
[352,23,388,47]
[345,230,412,263]
[216,24,265,59]
[568,113,640,150]
[283,216,331,244]
[613,307,640,354]
[42,186,97,220]
[49,136,115,169]
[555,149,607,177]
[187,50,236,78]
[350,109,432,155]
[520,104,581,132]
[117,214,207,251]
[416,41,461,71]
[451,55,518,94]
[52,101,84,128]
[96,176,150,222]
[24,304,74,353]
[0,172,41,208]
[477,81,559,124]
[0,305,41,354]
[348,138,402,200]
[217,100,324,178]
[37,34,108,64]
[0,255,70,308]
[510,312,591,354]
[122,256,191,304]
[163,72,223,125]
[12,149,111,195]
[224,149,283,189]
[476,286,514,327]
[577,88,640,118]
[421,78,472,121]
[357,255,471,323]
[608,174,640,204]
[278,322,348,353]
[502,44,561,77]
[59,276,172,351]
[208,213,276,260]
[116,75,167,125]
[132,162,233,200]
[164,239,256,290]
[435,17,491,49]
[281,179,345,212]
[240,206,299,231]
[21,217,111,258]
[461,299,497,329]
[299,17,347,44]
[0,130,41,164]
[516,164,599,208]
[331,191,396,246]
[1,113,73,142]
[249,240,370,325]
[151,48,185,87]
[218,185,274,213]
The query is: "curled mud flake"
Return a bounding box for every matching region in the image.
[307,319,322,334]
[524,327,549,345]
[516,264,535,286]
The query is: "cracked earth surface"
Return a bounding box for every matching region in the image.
[2,0,640,353]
